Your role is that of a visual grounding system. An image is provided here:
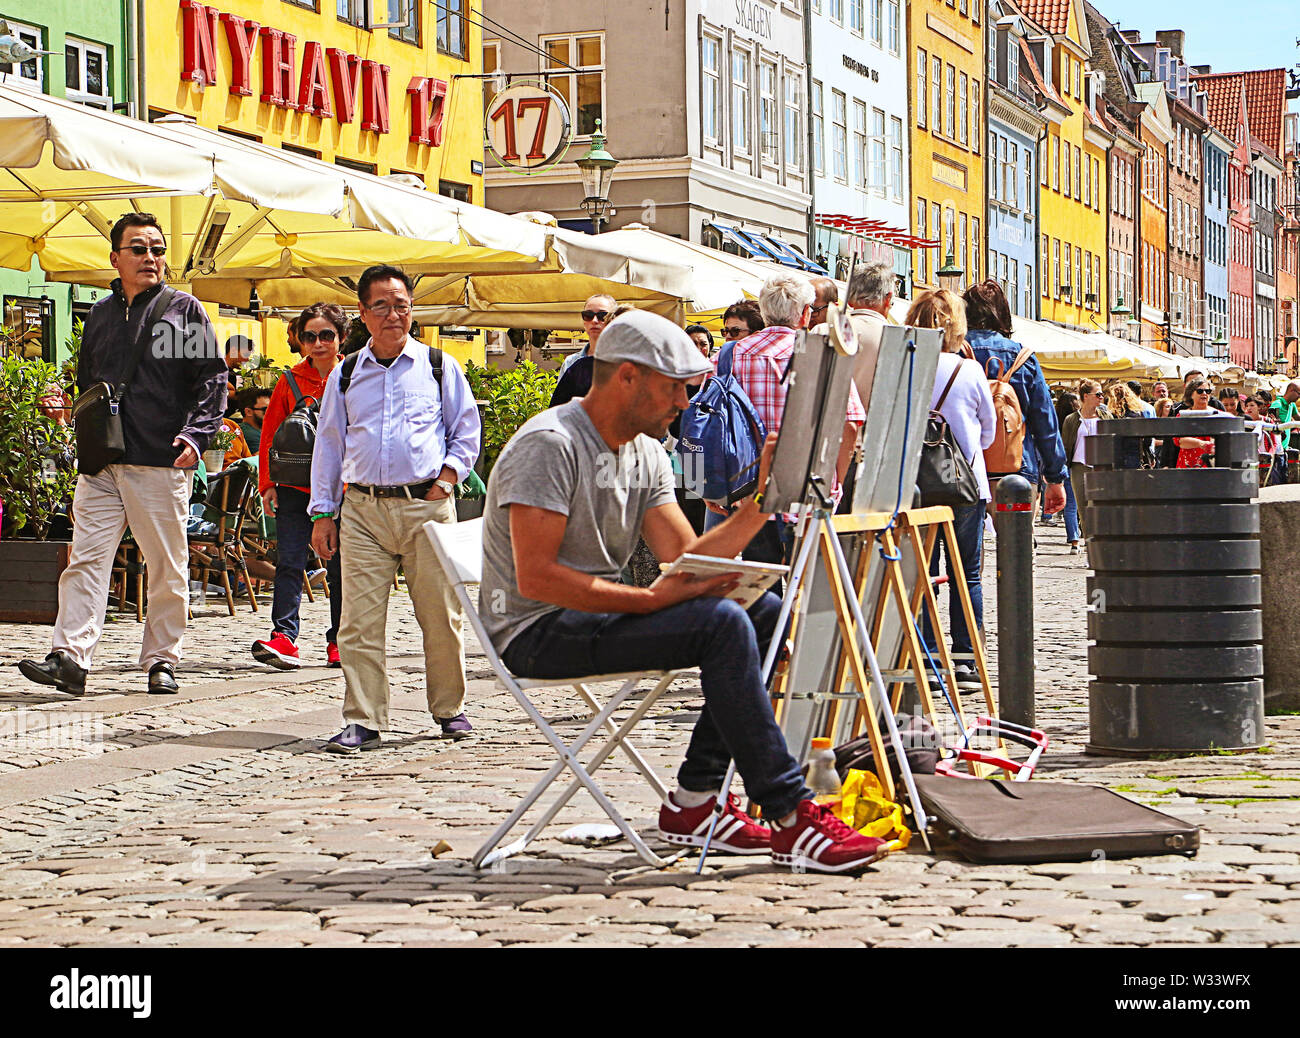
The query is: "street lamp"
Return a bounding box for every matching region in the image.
[1109,295,1131,340]
[575,119,619,234]
[936,251,964,293]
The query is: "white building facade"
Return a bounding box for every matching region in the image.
[807,0,914,290]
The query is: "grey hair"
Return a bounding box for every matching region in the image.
[847,261,895,306]
[758,272,816,328]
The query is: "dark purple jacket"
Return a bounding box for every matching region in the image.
[77,280,228,467]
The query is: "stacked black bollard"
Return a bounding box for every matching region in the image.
[1084,416,1265,755]
[994,475,1036,728]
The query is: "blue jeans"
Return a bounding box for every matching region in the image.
[1063,471,1081,543]
[271,486,342,644]
[921,500,985,658]
[501,592,810,820]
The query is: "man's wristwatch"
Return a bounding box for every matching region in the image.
[434,479,456,497]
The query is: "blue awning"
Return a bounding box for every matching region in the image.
[755,233,831,275]
[708,221,782,262]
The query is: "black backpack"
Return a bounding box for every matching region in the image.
[267,372,319,487]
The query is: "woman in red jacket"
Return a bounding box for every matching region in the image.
[252,303,346,670]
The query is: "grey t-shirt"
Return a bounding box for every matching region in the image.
[481,400,676,653]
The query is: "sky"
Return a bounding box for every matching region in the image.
[1107,0,1300,92]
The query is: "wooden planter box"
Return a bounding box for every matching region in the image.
[0,540,71,624]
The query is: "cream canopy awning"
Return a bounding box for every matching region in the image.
[0,86,692,319]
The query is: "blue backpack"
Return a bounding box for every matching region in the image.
[675,341,768,504]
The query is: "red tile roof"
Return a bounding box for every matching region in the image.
[1018,0,1072,35]
[1194,69,1287,153]
[1020,38,1064,108]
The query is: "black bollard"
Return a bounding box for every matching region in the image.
[995,474,1035,728]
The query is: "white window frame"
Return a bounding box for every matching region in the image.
[870,0,883,47]
[732,45,753,157]
[853,99,867,189]
[889,116,903,201]
[0,18,44,93]
[64,37,111,110]
[849,0,864,36]
[701,34,723,148]
[540,32,605,139]
[870,107,886,195]
[811,79,824,174]
[759,58,779,167]
[831,88,848,183]
[887,0,900,55]
[784,68,803,172]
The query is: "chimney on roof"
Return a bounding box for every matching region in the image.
[1119,29,1141,43]
[1192,64,1211,75]
[1155,30,1185,59]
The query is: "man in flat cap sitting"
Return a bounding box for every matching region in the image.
[479,310,889,874]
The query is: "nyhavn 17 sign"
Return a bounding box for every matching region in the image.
[484,82,572,174]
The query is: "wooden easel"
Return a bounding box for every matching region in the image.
[775,506,1000,792]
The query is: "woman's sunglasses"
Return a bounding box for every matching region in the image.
[581,310,611,322]
[300,329,338,345]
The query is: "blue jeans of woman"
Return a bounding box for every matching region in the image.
[271,485,342,644]
[921,500,985,659]
[1062,470,1081,543]
[501,592,810,820]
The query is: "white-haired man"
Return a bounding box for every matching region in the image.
[845,261,895,414]
[729,272,865,563]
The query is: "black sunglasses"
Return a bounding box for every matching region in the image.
[126,244,166,257]
[299,329,338,345]
[722,325,748,338]
[581,309,612,322]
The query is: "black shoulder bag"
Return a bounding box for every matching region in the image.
[917,362,981,508]
[267,371,319,487]
[71,286,176,476]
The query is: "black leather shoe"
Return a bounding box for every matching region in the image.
[147,662,179,694]
[17,652,87,695]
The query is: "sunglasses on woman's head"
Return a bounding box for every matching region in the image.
[581,309,611,322]
[126,245,166,257]
[299,329,338,345]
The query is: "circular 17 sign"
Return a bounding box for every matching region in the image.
[485,82,572,174]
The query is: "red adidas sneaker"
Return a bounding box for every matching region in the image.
[770,799,891,873]
[251,632,300,670]
[658,792,771,855]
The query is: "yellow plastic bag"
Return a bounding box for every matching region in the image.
[832,768,912,849]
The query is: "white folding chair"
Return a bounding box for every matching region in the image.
[424,518,692,869]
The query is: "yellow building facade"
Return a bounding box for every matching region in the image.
[908,0,984,293]
[142,0,485,363]
[1023,0,1108,330]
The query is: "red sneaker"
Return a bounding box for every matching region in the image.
[658,792,770,855]
[251,632,300,670]
[326,642,341,668]
[770,799,891,873]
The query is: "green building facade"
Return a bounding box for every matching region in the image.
[1,2,131,363]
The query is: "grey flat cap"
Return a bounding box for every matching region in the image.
[594,310,713,379]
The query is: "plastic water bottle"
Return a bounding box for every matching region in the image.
[806,737,841,805]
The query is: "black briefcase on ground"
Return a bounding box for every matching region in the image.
[72,286,175,476]
[914,775,1199,864]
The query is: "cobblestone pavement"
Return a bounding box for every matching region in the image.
[0,535,1296,948]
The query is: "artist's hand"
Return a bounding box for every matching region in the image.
[311,517,339,561]
[172,438,199,469]
[1042,482,1066,516]
[649,571,740,610]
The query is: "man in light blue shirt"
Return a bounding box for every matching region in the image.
[310,264,482,753]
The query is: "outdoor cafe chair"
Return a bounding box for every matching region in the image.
[188,458,260,616]
[423,517,692,870]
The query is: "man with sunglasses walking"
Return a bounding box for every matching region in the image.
[310,265,482,753]
[18,212,227,696]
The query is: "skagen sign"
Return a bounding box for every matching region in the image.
[734,0,774,40]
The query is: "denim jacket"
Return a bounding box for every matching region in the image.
[965,328,1068,484]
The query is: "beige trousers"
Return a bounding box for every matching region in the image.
[52,464,190,671]
[338,490,465,730]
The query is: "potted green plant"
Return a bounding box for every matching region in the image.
[203,426,236,475]
[0,331,79,622]
[240,353,282,390]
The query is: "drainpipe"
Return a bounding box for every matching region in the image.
[804,0,815,258]
[134,0,148,121]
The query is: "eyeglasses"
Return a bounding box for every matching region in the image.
[1193,388,1211,394]
[722,325,749,339]
[299,329,338,345]
[581,309,611,322]
[125,245,166,257]
[364,301,412,318]
[251,406,269,414]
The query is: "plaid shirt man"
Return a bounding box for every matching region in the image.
[730,325,865,515]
